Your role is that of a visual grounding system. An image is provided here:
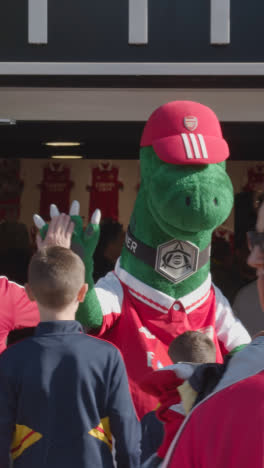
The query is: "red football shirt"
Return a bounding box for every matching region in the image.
[95,260,250,418]
[88,163,123,221]
[39,163,73,220]
[0,277,39,354]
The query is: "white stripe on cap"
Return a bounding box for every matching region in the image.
[189,133,201,159]
[181,133,193,159]
[197,134,209,159]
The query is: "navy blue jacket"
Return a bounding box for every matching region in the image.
[0,321,141,468]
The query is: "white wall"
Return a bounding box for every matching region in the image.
[1,87,264,121]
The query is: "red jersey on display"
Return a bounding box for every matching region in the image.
[88,163,123,221]
[0,277,39,354]
[95,260,251,418]
[39,163,73,220]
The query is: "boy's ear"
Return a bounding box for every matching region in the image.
[77,283,88,303]
[25,283,36,302]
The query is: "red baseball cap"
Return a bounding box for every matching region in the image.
[140,101,229,165]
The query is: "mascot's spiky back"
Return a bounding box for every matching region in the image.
[68,101,250,418]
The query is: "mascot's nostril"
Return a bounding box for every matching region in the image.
[185,196,191,206]
[214,197,218,206]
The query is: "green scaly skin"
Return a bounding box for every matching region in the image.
[70,216,103,329]
[69,147,234,330]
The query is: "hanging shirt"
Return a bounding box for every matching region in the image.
[88,163,123,221]
[39,163,73,220]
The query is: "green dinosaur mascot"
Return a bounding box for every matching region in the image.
[38,101,250,418]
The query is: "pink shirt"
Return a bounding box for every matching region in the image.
[0,277,39,353]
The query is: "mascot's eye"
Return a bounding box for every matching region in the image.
[214,197,218,206]
[185,196,191,206]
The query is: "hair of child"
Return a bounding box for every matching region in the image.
[168,330,216,364]
[28,246,85,310]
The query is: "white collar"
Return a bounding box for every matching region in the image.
[115,258,211,314]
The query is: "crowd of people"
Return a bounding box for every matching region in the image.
[1,96,264,468]
[0,200,262,467]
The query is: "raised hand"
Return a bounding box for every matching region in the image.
[33,202,79,250]
[34,212,74,250]
[33,200,101,262]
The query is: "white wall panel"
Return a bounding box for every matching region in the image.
[0,87,264,121]
[28,0,48,44]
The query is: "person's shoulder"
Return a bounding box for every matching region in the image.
[0,275,25,287]
[79,334,123,365]
[81,333,120,354]
[0,337,35,367]
[0,275,23,291]
[236,280,257,297]
[233,280,257,305]
[0,276,27,305]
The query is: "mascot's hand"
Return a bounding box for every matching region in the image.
[33,201,101,263]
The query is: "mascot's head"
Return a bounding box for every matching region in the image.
[123,101,234,291]
[139,100,233,238]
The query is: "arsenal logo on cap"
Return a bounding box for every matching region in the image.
[140,101,230,165]
[183,116,198,131]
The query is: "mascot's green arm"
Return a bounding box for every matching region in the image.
[40,215,103,330]
[76,280,103,330]
[71,216,103,330]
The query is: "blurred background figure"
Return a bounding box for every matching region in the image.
[232,191,264,336]
[0,221,32,285]
[211,190,264,336]
[233,278,264,337]
[93,218,125,282]
[211,235,235,303]
[0,221,35,347]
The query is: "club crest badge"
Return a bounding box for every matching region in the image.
[183,116,198,131]
[155,239,199,284]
